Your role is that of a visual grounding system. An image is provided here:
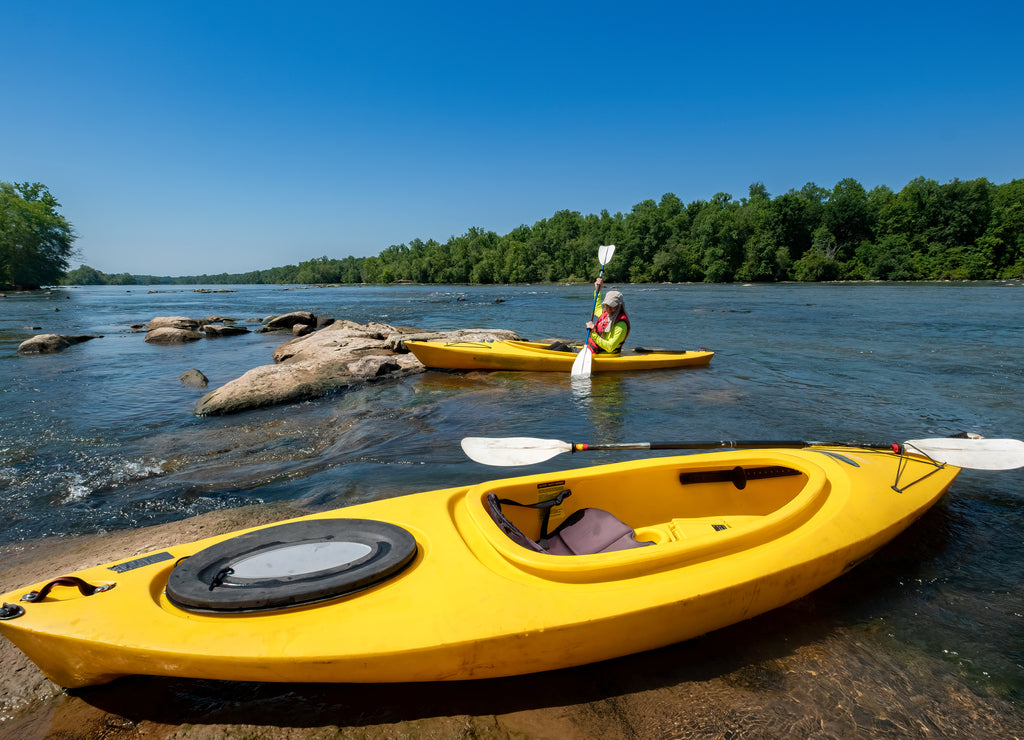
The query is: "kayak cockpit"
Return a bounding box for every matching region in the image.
[486,490,655,556]
[463,452,829,582]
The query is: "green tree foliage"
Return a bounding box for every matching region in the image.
[1,182,77,289]
[64,264,105,284]
[823,178,873,263]
[793,227,841,281]
[54,177,1024,287]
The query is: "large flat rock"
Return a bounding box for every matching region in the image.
[193,322,522,416]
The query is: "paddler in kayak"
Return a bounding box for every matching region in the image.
[585,278,630,354]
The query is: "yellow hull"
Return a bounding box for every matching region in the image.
[0,447,957,688]
[406,340,714,372]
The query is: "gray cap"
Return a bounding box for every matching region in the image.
[602,290,623,309]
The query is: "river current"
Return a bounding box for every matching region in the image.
[1,281,1022,713]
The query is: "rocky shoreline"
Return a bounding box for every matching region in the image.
[17,310,525,416]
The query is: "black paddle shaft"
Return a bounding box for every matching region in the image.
[575,440,901,453]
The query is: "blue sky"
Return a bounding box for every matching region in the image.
[4,1,1021,276]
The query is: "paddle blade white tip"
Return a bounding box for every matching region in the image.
[461,437,572,466]
[905,437,1024,470]
[570,347,593,379]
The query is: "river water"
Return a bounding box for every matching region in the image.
[1,282,1023,717]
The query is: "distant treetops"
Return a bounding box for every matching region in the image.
[24,176,1024,289]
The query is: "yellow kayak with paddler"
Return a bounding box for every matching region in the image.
[405,339,713,372]
[4,439,1014,689]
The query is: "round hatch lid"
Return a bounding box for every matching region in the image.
[166,518,417,613]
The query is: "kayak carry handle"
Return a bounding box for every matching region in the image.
[20,576,115,603]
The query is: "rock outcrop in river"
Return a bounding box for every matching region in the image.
[192,320,522,416]
[16,311,521,414]
[17,334,102,354]
[255,310,328,335]
[143,316,251,344]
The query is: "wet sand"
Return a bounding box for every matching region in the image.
[2,506,1022,739]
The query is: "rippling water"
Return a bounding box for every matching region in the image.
[1,281,1023,709]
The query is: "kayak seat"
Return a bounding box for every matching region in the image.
[544,508,654,555]
[486,492,549,554]
[486,492,652,556]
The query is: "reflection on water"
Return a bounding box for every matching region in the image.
[571,374,629,435]
[569,375,594,408]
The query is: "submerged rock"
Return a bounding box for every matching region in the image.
[179,368,209,388]
[193,321,522,416]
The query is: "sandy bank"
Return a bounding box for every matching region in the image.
[1,506,1022,739]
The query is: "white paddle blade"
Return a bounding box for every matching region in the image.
[598,244,615,265]
[461,437,572,466]
[570,347,593,379]
[905,437,1024,470]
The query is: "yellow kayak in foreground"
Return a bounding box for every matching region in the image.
[406,339,714,372]
[0,447,958,688]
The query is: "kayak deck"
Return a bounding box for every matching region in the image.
[406,339,714,372]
